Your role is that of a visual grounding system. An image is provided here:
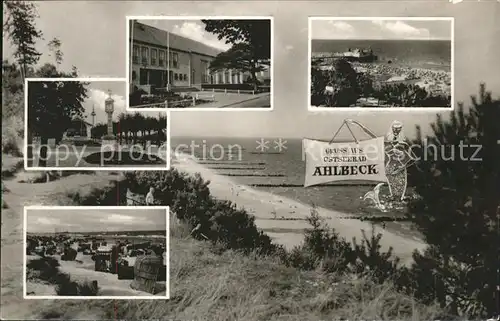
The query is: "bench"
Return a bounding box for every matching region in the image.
[201,88,255,95]
[195,93,216,101]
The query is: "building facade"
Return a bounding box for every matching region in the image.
[62,119,93,141]
[130,21,270,90]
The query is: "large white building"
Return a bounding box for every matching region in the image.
[129,21,270,90]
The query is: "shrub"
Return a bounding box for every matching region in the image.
[124,170,279,255]
[283,207,354,273]
[206,199,277,255]
[350,227,401,284]
[27,256,99,296]
[26,257,61,284]
[56,279,99,296]
[68,181,127,205]
[125,170,211,222]
[405,84,500,317]
[2,116,24,156]
[283,207,403,285]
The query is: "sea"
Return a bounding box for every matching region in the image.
[311,39,451,71]
[171,136,392,217]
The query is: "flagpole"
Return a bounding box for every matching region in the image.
[167,30,170,91]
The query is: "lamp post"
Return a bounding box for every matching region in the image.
[104,90,115,138]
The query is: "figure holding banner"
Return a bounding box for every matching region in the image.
[384,121,410,201]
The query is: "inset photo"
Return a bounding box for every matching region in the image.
[127,16,273,110]
[23,206,169,300]
[25,78,170,171]
[308,17,453,110]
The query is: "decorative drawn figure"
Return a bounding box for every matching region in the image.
[362,182,386,210]
[384,121,410,201]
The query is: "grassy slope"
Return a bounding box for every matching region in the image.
[1,160,440,320]
[35,233,440,321]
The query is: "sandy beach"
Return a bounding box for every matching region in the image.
[25,254,166,297]
[173,152,427,265]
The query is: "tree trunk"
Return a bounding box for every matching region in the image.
[27,129,34,163]
[251,71,258,92]
[39,136,48,167]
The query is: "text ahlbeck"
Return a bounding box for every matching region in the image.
[312,164,380,176]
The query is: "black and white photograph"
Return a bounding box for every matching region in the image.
[25,79,169,171]
[23,206,169,299]
[2,1,500,321]
[309,17,453,109]
[127,16,272,109]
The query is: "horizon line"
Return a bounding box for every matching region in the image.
[27,229,167,234]
[311,38,451,41]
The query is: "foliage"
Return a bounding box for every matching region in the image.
[310,59,451,107]
[2,115,24,156]
[47,37,63,66]
[282,207,401,284]
[26,256,61,284]
[202,19,271,91]
[310,66,329,106]
[310,59,359,107]
[2,60,24,119]
[2,60,23,96]
[201,19,271,60]
[56,279,99,296]
[208,43,267,73]
[3,0,43,79]
[26,257,98,296]
[124,170,278,255]
[27,66,88,166]
[68,181,127,206]
[406,84,500,317]
[91,112,167,146]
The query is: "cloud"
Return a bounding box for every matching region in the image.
[89,89,126,111]
[36,217,61,225]
[27,209,165,233]
[329,21,355,34]
[172,22,231,51]
[311,20,356,39]
[100,213,146,225]
[372,20,431,39]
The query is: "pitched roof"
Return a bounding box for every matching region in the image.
[71,117,93,127]
[131,21,223,58]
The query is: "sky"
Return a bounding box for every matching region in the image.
[311,19,452,40]
[137,19,231,51]
[81,81,163,124]
[3,1,500,140]
[26,208,167,233]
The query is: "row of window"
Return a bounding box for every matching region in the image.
[175,73,188,81]
[132,45,179,68]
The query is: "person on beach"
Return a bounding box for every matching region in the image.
[146,187,155,205]
[384,121,410,201]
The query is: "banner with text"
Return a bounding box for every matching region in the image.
[303,137,388,187]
